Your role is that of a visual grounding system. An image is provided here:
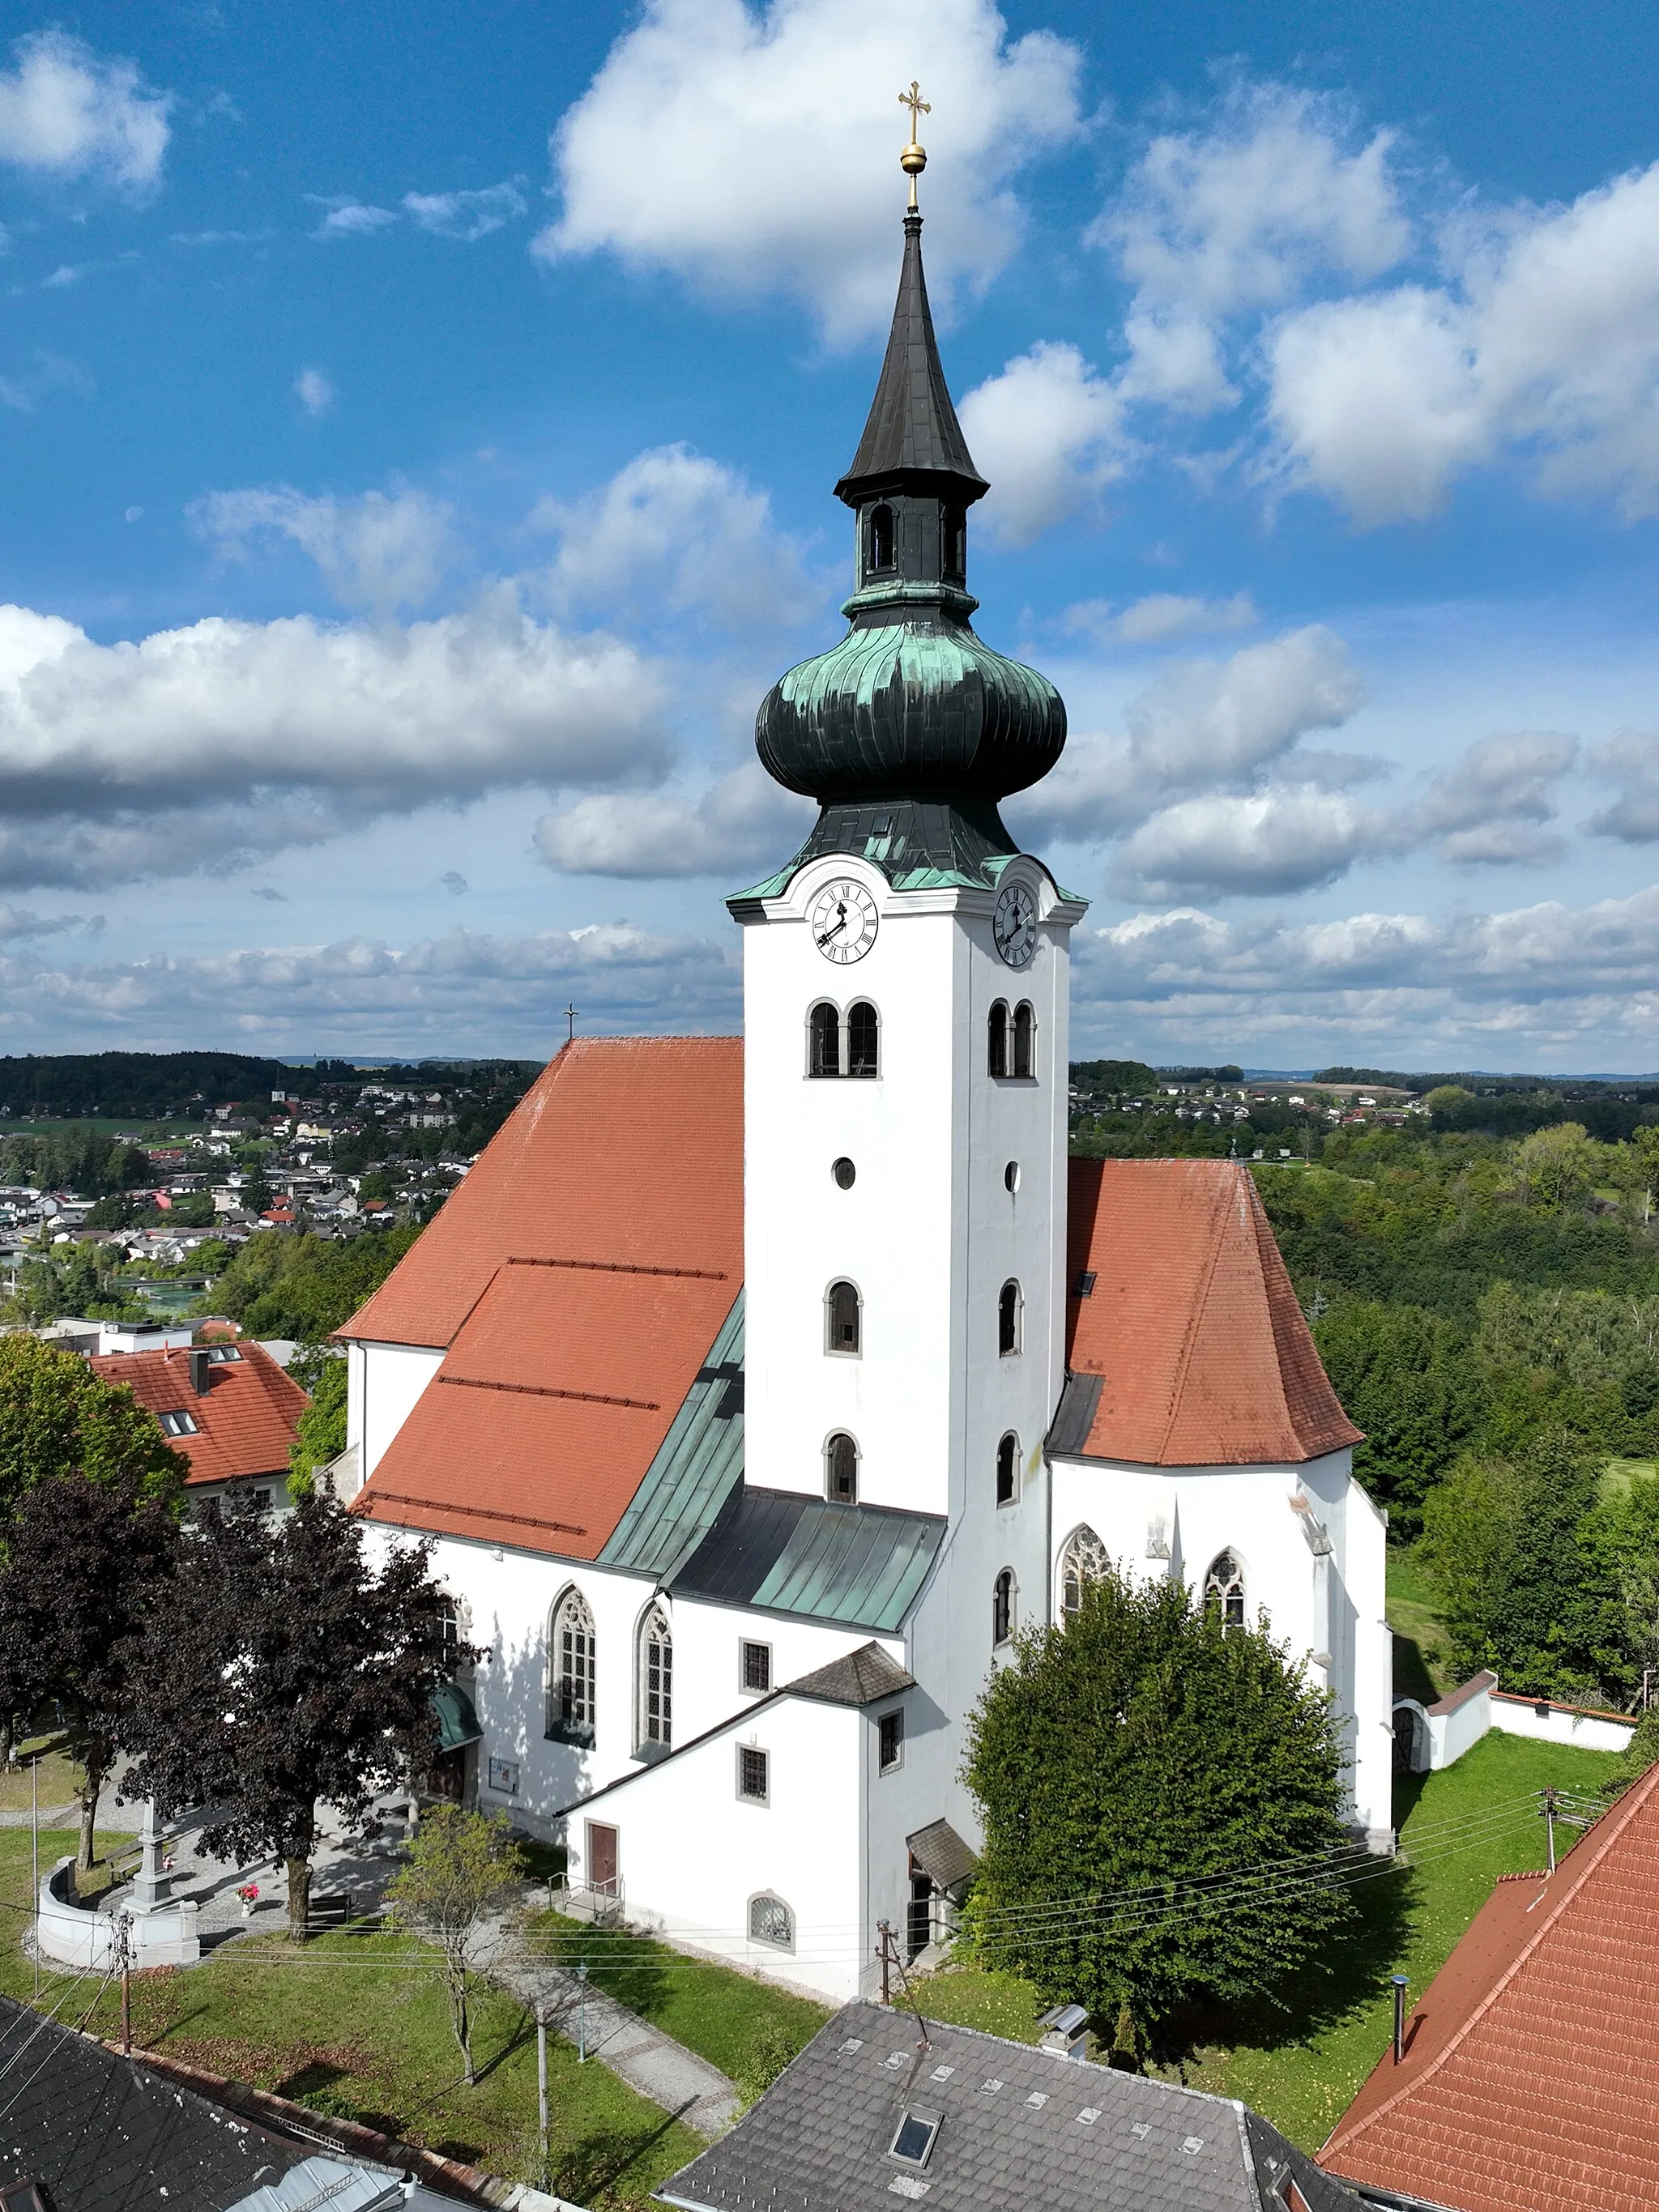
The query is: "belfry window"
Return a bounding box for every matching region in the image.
[987,1000,1009,1078]
[638,1605,672,1752]
[808,1001,841,1078]
[1205,1550,1247,1630]
[943,504,966,583]
[847,1000,879,1077]
[996,1432,1018,1507]
[826,1280,861,1357]
[548,1588,596,1741]
[825,1431,859,1504]
[1060,1527,1109,1617]
[867,502,895,574]
[992,1568,1017,1647]
[1013,1001,1035,1079]
[998,1280,1022,1357]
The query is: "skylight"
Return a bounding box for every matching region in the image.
[159,1409,198,1436]
[889,2114,940,2168]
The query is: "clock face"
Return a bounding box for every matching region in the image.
[809,879,880,964]
[993,880,1038,969]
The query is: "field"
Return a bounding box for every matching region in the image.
[1386,1546,1458,1701]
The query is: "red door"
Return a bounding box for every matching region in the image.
[587,1822,619,1895]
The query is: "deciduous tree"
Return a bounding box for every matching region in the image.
[0,1334,184,1528]
[386,1805,526,2083]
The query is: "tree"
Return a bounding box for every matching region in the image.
[0,1472,181,1870]
[207,1225,422,1340]
[1314,1298,1484,1531]
[1510,1122,1601,1208]
[962,1561,1352,2041]
[386,1806,526,2083]
[0,1335,185,1527]
[122,1490,459,1939]
[288,1352,348,1494]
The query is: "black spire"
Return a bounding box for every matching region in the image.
[834,213,987,508]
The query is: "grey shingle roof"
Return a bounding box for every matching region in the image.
[906,1821,977,1891]
[785,1643,915,1707]
[657,2003,1368,2212]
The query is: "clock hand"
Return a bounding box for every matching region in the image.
[816,914,847,947]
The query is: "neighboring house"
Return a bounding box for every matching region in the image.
[332,194,1389,2005]
[1320,1758,1659,2211]
[655,2001,1369,2212]
[89,1340,308,1515]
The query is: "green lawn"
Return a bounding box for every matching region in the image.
[1601,1455,1657,1499]
[910,1731,1622,2152]
[1386,1544,1457,1701]
[0,1747,81,1813]
[526,1909,832,2083]
[0,1831,700,2206]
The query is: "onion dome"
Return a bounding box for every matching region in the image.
[751,207,1066,889]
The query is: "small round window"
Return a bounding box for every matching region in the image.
[832,1157,856,1190]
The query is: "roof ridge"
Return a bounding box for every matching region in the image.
[1325,1755,1659,2156]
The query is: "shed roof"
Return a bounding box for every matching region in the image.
[668,1486,945,1634]
[1320,1758,1659,2212]
[88,1340,306,1488]
[1062,1158,1360,1467]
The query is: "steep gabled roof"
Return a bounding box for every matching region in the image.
[88,1340,306,1487]
[1320,1760,1659,2212]
[1061,1158,1359,1467]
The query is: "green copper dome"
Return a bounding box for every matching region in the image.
[751,210,1066,881]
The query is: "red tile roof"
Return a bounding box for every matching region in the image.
[1320,1760,1659,2212]
[1064,1158,1360,1466]
[343,1037,744,1558]
[88,1341,307,1487]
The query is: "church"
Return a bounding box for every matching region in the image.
[334,136,1392,2005]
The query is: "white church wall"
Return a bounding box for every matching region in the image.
[354,1339,443,1479]
[669,1596,904,1737]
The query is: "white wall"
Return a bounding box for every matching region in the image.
[353,1339,443,1477]
[1422,1677,1636,1767]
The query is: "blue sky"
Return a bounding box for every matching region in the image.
[6,0,1659,1070]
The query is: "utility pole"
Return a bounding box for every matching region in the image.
[576,1959,589,2062]
[1391,1974,1408,2064]
[117,1914,134,2056]
[877,1921,893,2007]
[30,1752,39,2001]
[1544,1787,1558,1875]
[536,2000,549,2189]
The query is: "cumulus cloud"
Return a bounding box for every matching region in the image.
[958,343,1131,543]
[1111,785,1376,899]
[1063,592,1257,646]
[1588,729,1659,842]
[403,182,526,240]
[0,30,170,194]
[0,594,671,889]
[292,368,333,417]
[535,761,812,877]
[537,0,1081,340]
[1412,729,1578,864]
[307,197,398,240]
[529,445,821,635]
[195,485,458,615]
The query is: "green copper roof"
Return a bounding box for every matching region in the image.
[599,1294,745,1582]
[667,1487,945,1634]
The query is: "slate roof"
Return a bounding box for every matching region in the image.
[658,2001,1366,2212]
[1063,1159,1361,1467]
[667,1485,945,1634]
[787,1643,916,1706]
[0,1993,318,2212]
[1320,1757,1659,2212]
[834,214,987,505]
[88,1341,306,1488]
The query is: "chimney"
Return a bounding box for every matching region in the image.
[188,1348,212,1396]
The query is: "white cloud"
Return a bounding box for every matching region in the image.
[1063,591,1257,646]
[195,486,458,615]
[958,343,1130,543]
[292,368,333,417]
[1588,729,1659,842]
[307,197,398,240]
[537,0,1081,341]
[535,761,812,877]
[0,30,170,194]
[1111,785,1376,899]
[0,594,672,889]
[530,444,821,635]
[1412,729,1578,864]
[403,182,526,241]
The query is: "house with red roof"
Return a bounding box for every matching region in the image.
[334,185,1387,2004]
[1320,1759,1659,2212]
[90,1340,307,1516]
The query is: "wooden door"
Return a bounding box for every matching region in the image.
[587,1821,619,1895]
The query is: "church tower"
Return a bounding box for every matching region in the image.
[731,127,1085,1677]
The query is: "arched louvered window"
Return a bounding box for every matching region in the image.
[987,1000,1009,1078]
[808,1001,841,1079]
[992,1568,1017,1647]
[943,505,966,583]
[1060,1527,1109,1617]
[1205,1550,1247,1631]
[1013,1001,1035,1080]
[998,1280,1022,1357]
[548,1588,596,1741]
[868,503,895,573]
[825,1431,859,1504]
[847,1000,879,1077]
[638,1605,672,1751]
[825,1280,861,1356]
[996,1432,1018,1506]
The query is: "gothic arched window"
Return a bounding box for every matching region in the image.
[987,1000,1009,1078]
[868,503,895,573]
[748,1893,795,1950]
[847,1000,879,1077]
[996,1431,1018,1507]
[825,1279,861,1356]
[1013,1001,1035,1080]
[998,1280,1022,1357]
[825,1431,859,1504]
[1205,1549,1247,1630]
[638,1605,673,1751]
[992,1568,1017,1647]
[549,1588,596,1741]
[808,1001,841,1079]
[1060,1527,1109,1617]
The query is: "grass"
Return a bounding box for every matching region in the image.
[0,1749,81,1813]
[0,1831,700,2206]
[526,1909,831,2083]
[1601,1455,1657,1499]
[909,1731,1623,2153]
[1386,1544,1457,1701]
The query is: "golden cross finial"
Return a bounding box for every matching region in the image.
[898,80,930,211]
